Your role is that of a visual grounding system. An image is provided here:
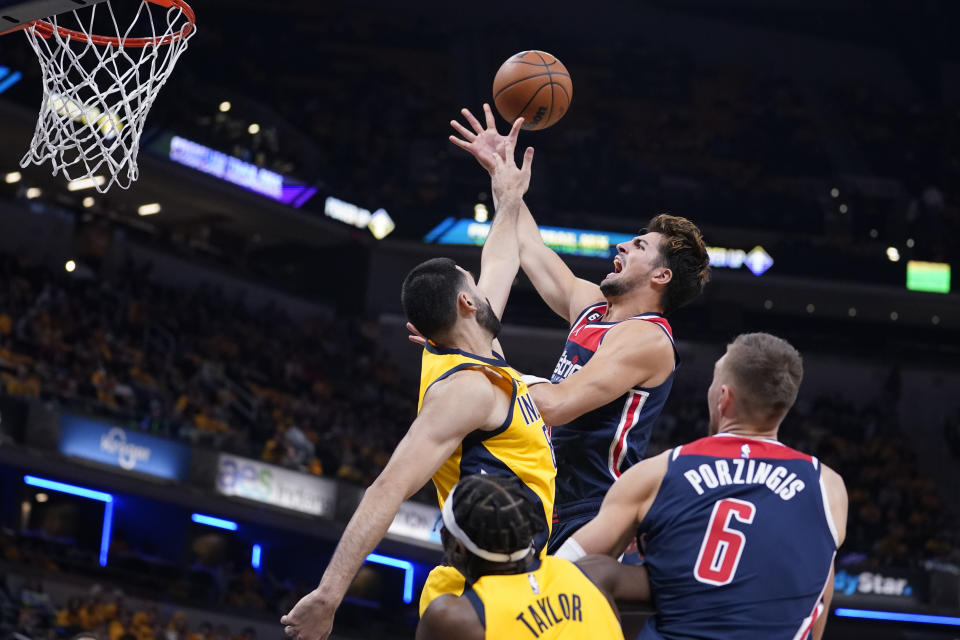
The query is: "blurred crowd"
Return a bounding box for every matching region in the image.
[1,575,258,640]
[0,252,415,485]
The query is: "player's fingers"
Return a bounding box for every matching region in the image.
[508,117,524,145]
[283,626,297,638]
[405,321,420,336]
[521,146,534,172]
[450,120,476,142]
[449,135,473,152]
[483,102,496,130]
[462,108,484,135]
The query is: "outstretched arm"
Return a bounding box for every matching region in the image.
[558,451,670,559]
[281,371,498,640]
[528,319,674,426]
[516,200,603,324]
[458,109,533,319]
[449,105,601,325]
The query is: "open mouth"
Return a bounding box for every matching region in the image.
[613,257,623,274]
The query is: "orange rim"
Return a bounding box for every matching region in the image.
[28,0,194,47]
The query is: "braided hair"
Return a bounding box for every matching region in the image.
[446,474,547,579]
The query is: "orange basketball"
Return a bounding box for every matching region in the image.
[492,50,572,131]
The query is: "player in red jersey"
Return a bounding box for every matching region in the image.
[557,333,848,640]
[447,104,711,552]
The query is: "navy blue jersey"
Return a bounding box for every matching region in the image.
[549,303,678,524]
[638,434,839,640]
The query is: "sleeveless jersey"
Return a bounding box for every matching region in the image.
[550,303,677,521]
[461,555,624,640]
[418,343,557,615]
[637,434,839,640]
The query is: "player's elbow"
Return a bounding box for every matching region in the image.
[529,386,565,425]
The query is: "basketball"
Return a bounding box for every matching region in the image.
[492,50,572,131]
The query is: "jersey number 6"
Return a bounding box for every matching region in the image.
[693,498,756,586]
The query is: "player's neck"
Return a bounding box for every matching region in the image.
[716,424,780,441]
[603,291,664,322]
[441,325,496,359]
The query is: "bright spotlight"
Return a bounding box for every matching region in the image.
[67,176,105,191]
[474,203,489,223]
[219,101,232,112]
[138,203,161,216]
[65,260,76,272]
[5,171,22,184]
[82,197,95,208]
[25,187,41,199]
[886,247,900,262]
[248,123,261,135]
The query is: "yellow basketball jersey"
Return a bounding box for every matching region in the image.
[417,343,557,615]
[463,555,624,640]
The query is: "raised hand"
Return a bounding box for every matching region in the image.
[490,128,534,202]
[449,103,523,174]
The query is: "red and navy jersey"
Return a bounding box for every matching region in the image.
[637,434,839,640]
[549,303,678,521]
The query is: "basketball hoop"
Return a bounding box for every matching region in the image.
[18,0,196,192]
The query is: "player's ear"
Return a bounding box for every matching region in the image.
[718,384,735,416]
[448,539,470,571]
[652,266,672,286]
[456,291,476,315]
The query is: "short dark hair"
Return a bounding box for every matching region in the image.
[647,214,710,315]
[400,258,468,341]
[724,333,803,421]
[451,474,546,562]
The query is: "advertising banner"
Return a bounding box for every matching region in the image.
[59,415,192,481]
[215,454,336,518]
[387,500,441,547]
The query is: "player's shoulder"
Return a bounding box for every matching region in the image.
[602,316,675,356]
[425,367,500,401]
[819,462,848,499]
[418,594,484,640]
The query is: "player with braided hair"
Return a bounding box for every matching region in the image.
[417,474,630,640]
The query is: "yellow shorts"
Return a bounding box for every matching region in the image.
[418,564,466,617]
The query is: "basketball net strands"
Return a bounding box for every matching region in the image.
[1,0,196,192]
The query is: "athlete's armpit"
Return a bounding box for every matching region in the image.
[529,320,675,426]
[571,451,670,556]
[416,594,484,640]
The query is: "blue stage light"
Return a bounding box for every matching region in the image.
[191,513,238,531]
[23,476,113,566]
[834,608,960,626]
[365,553,414,604]
[251,544,262,569]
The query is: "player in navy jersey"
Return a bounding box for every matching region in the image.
[557,333,848,640]
[447,105,711,552]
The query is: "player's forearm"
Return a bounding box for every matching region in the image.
[516,201,578,322]
[314,478,406,604]
[528,379,598,426]
[479,192,522,318]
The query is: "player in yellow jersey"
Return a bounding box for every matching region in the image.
[417,474,626,640]
[281,122,555,640]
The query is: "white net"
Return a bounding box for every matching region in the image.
[19,0,196,192]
